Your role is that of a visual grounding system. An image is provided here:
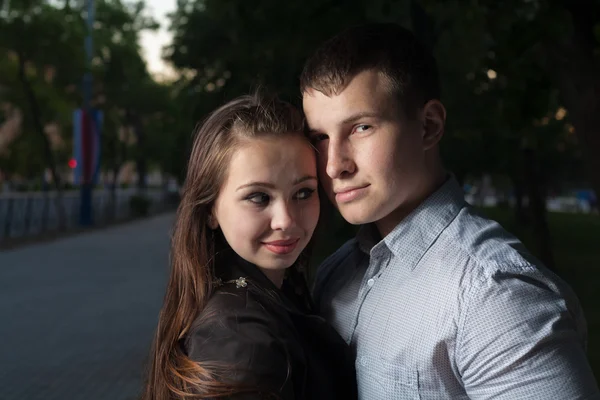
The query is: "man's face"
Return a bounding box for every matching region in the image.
[303,69,431,236]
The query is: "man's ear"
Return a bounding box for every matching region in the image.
[421,99,446,150]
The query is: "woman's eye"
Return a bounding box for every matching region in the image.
[355,124,371,133]
[246,193,270,205]
[294,188,316,200]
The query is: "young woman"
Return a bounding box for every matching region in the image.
[142,92,357,399]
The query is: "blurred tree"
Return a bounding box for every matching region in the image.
[165,0,368,112]
[93,0,160,193]
[0,0,177,228]
[161,0,593,268]
[413,0,598,268]
[0,0,86,228]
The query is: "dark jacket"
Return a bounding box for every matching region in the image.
[182,253,358,399]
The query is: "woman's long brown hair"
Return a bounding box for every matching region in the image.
[141,91,306,399]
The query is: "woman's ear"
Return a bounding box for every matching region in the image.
[207,211,219,230]
[421,99,446,150]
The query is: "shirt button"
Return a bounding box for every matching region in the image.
[367,278,375,287]
[360,356,368,367]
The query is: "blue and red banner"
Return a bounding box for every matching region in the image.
[73,108,102,185]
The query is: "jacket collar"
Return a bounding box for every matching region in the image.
[217,248,313,314]
[220,249,281,290]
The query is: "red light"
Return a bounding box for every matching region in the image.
[68,158,77,169]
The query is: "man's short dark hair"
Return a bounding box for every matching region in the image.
[300,23,440,117]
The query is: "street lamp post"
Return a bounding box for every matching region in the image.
[79,0,95,226]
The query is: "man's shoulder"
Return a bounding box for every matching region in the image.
[414,204,568,301]
[442,205,542,276]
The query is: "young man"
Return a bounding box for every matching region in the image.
[301,23,599,399]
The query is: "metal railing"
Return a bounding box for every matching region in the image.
[0,188,176,242]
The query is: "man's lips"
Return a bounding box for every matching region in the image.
[262,239,300,255]
[334,185,370,203]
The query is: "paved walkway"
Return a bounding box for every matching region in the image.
[0,213,174,400]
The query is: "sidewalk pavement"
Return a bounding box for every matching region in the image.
[0,213,174,400]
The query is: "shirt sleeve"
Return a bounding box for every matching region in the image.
[456,266,600,399]
[185,297,295,399]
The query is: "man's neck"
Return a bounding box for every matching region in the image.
[375,170,448,238]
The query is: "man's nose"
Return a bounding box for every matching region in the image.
[326,140,355,179]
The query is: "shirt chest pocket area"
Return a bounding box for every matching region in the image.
[356,354,420,400]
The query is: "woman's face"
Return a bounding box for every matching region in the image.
[212,134,320,286]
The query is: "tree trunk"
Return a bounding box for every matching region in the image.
[109,122,131,220]
[3,197,14,238]
[522,148,555,271]
[109,165,122,220]
[511,173,529,227]
[125,110,147,192]
[135,124,147,191]
[17,51,67,231]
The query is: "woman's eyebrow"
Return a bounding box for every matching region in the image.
[236,176,317,191]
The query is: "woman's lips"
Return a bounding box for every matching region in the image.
[262,239,300,255]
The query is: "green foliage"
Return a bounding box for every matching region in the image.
[166,0,366,107]
[0,0,184,185]
[163,0,598,195]
[0,125,46,178]
[2,0,598,196]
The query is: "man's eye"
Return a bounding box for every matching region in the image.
[355,125,371,133]
[246,193,270,205]
[294,188,316,200]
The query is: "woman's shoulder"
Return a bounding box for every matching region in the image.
[204,277,255,311]
[183,278,294,397]
[184,278,283,357]
[196,277,275,321]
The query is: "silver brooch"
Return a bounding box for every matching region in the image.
[235,277,248,288]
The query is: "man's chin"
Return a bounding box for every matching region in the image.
[337,206,377,225]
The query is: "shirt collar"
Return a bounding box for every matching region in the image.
[357,175,466,271]
[356,223,382,254]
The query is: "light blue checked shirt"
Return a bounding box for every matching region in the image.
[314,177,600,399]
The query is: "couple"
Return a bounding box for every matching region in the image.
[143,23,599,399]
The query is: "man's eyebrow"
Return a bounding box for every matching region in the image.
[306,112,382,134]
[236,176,317,191]
[341,111,383,125]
